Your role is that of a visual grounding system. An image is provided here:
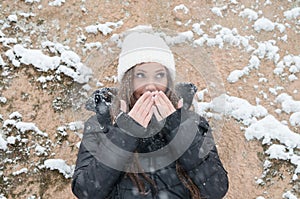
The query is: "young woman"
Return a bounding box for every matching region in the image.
[72,32,229,199]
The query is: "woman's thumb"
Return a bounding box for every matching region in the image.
[177,98,183,109]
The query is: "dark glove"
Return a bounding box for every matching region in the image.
[94,88,115,133]
[175,82,197,110]
[160,82,197,141]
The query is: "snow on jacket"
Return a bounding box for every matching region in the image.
[72,83,229,199]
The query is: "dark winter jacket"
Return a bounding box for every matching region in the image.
[72,83,229,199]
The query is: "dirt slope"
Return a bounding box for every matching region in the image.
[0,0,299,198]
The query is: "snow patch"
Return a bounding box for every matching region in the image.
[274,54,300,76]
[245,115,300,148]
[253,17,275,32]
[253,40,279,62]
[7,15,18,23]
[12,168,28,176]
[6,44,92,84]
[284,7,300,20]
[7,44,60,70]
[85,20,123,36]
[43,159,74,178]
[35,145,48,156]
[0,130,8,151]
[211,6,227,18]
[164,31,194,45]
[239,8,258,21]
[0,96,7,104]
[227,55,260,83]
[196,94,268,126]
[290,112,300,127]
[16,122,48,137]
[192,22,205,36]
[282,191,298,199]
[276,93,300,114]
[49,0,65,6]
[174,4,189,14]
[266,144,300,176]
[0,54,6,67]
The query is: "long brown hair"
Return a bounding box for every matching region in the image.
[111,65,201,199]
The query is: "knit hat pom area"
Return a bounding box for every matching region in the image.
[118,32,176,82]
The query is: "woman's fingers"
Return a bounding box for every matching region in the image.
[154,91,176,119]
[158,91,176,111]
[141,95,154,117]
[153,105,163,121]
[128,91,154,127]
[138,95,154,126]
[131,91,152,113]
[143,106,154,127]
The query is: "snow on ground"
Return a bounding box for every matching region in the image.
[85,20,123,36]
[5,44,93,84]
[0,0,299,198]
[42,159,74,179]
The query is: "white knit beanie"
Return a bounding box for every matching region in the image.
[118,32,176,82]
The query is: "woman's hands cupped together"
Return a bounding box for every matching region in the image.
[121,91,182,128]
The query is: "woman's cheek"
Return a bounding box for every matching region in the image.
[133,87,145,99]
[133,82,167,99]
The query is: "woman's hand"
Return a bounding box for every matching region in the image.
[153,91,183,121]
[121,91,154,128]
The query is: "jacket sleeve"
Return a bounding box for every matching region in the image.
[71,114,140,199]
[165,110,229,199]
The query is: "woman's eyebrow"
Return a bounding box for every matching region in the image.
[135,69,165,73]
[135,69,146,73]
[155,69,165,73]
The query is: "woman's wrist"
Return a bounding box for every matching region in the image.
[164,109,182,131]
[115,112,149,138]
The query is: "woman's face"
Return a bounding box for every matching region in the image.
[132,62,168,99]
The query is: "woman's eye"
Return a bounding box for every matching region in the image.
[135,73,145,78]
[156,72,165,79]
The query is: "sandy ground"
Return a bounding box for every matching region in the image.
[0,0,299,198]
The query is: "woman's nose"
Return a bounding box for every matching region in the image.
[145,83,157,92]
